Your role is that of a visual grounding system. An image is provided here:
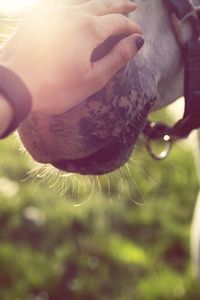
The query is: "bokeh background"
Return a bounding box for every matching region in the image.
[0,2,200,300]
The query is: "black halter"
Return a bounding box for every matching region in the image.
[143,0,200,160]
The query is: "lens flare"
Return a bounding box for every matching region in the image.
[0,0,37,13]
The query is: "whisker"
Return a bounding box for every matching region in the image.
[130,157,161,186]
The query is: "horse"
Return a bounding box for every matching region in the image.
[17,0,200,279]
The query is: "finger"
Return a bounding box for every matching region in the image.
[36,0,90,6]
[89,34,144,90]
[34,0,59,9]
[79,0,137,16]
[66,0,90,5]
[37,0,89,6]
[96,14,142,41]
[37,0,57,5]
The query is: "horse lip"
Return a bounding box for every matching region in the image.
[51,100,154,175]
[51,135,132,175]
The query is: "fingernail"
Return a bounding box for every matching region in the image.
[134,36,145,51]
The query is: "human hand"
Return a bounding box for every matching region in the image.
[0,0,143,114]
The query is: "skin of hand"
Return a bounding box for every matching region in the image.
[0,0,143,115]
[0,95,13,136]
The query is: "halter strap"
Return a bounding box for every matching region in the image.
[143,0,200,159]
[164,0,192,19]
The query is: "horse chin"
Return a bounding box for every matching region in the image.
[51,137,131,176]
[51,99,154,175]
[50,134,136,176]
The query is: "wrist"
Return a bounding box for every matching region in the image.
[0,41,35,101]
[0,95,14,137]
[0,62,32,139]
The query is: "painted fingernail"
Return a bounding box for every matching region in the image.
[135,36,145,51]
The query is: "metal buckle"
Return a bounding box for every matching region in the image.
[171,1,200,48]
[145,134,174,161]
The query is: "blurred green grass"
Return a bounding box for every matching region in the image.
[0,109,199,300]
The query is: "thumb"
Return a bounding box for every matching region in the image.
[91,34,144,87]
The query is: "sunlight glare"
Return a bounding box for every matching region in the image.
[0,0,37,13]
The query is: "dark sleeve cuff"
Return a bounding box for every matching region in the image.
[0,65,32,139]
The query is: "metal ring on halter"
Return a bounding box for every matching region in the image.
[145,134,174,161]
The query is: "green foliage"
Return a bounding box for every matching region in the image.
[0,119,199,300]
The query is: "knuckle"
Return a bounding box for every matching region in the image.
[89,17,107,40]
[116,14,134,31]
[112,0,133,11]
[102,0,115,10]
[117,14,142,33]
[123,17,138,31]
[81,15,93,28]
[118,0,128,7]
[82,16,98,33]
[101,0,121,11]
[123,17,132,29]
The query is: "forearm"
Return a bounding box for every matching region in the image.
[0,95,14,136]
